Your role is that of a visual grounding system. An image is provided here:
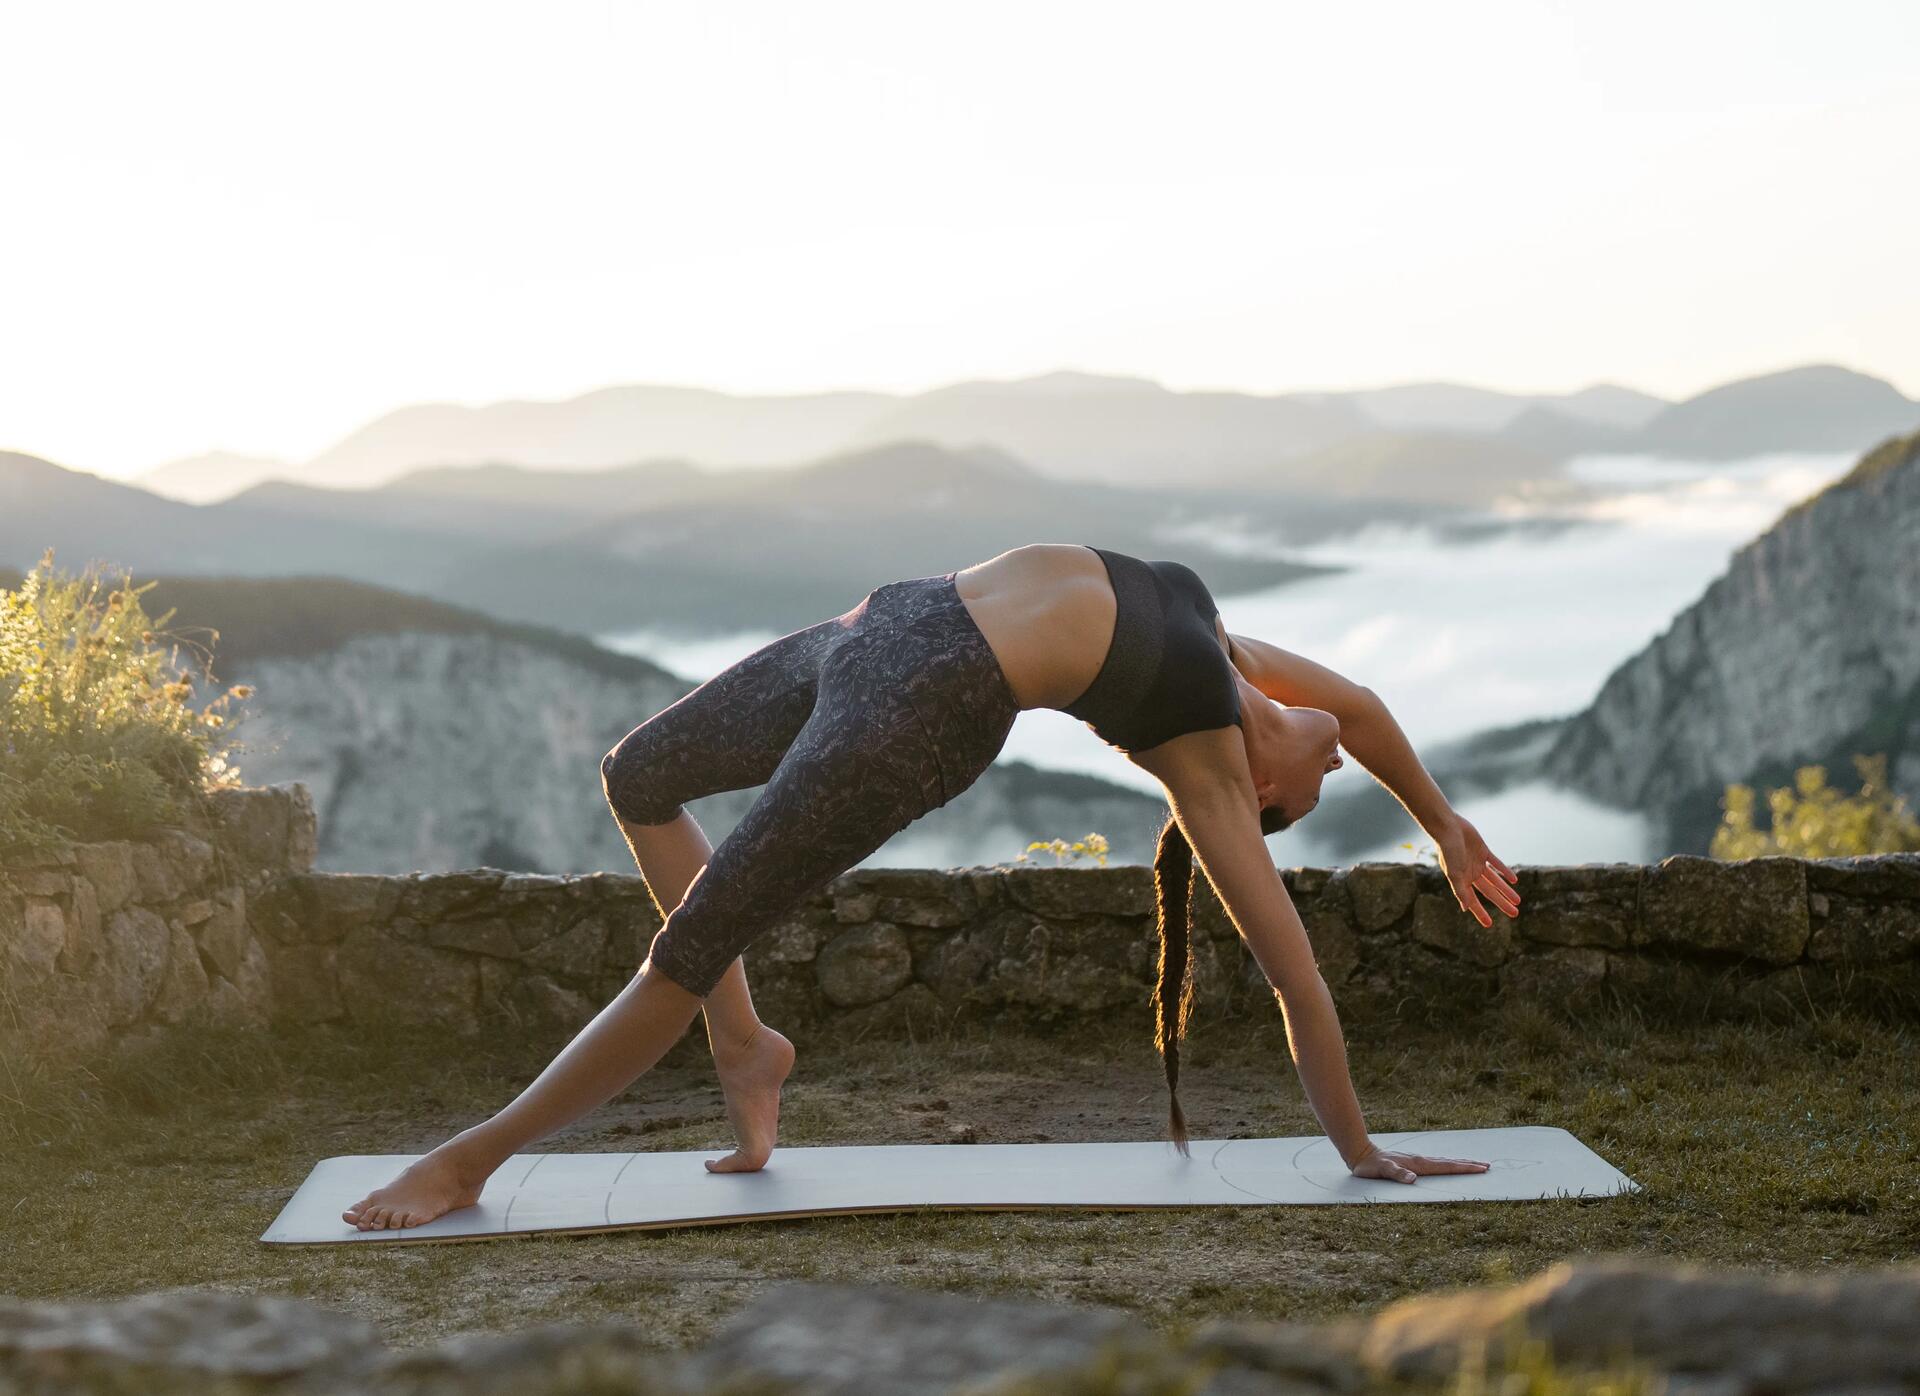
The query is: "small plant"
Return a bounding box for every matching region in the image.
[1712,753,1920,859]
[1400,838,1441,866]
[1016,832,1111,867]
[0,551,248,852]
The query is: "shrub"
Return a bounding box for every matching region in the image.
[0,552,246,852]
[1711,753,1920,859]
[1017,832,1111,866]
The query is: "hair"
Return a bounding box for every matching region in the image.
[1153,800,1293,1157]
[1151,811,1199,1156]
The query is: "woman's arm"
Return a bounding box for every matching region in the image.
[1159,732,1375,1166]
[1225,631,1448,830]
[1151,727,1497,1183]
[1225,630,1520,927]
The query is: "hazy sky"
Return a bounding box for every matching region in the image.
[4,1,1916,477]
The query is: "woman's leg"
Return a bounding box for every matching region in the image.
[340,962,706,1230]
[598,618,846,1169]
[343,621,838,1231]
[612,809,795,1172]
[343,676,942,1230]
[341,579,1015,1230]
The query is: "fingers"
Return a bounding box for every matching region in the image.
[1476,842,1518,884]
[1361,1161,1418,1183]
[1453,877,1492,927]
[1408,1154,1491,1175]
[1353,1153,1420,1184]
[1357,1153,1492,1183]
[1476,869,1521,917]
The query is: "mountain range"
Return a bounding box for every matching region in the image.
[4,441,1354,636]
[131,363,1915,503]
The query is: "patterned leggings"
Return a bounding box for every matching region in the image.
[600,572,1022,997]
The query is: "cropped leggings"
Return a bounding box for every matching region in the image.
[600,572,1021,997]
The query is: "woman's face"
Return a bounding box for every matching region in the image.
[1252,704,1343,825]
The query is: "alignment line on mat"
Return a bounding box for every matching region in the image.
[605,1152,642,1226]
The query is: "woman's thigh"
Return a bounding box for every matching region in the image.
[600,617,842,825]
[643,663,947,997]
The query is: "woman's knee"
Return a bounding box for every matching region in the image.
[601,728,684,826]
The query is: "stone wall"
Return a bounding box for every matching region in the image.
[6,785,1917,1057]
[249,848,1920,1040]
[0,785,315,1062]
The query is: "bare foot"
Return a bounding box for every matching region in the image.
[341,1142,488,1231]
[706,1023,796,1173]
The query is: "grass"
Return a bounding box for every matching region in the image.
[2,1000,1916,1356]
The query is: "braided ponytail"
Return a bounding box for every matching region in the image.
[1151,810,1199,1156]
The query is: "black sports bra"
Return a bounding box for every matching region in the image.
[1059,545,1242,753]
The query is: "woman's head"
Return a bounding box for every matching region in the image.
[1242,697,1342,829]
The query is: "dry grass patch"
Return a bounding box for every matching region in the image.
[3,999,1915,1351]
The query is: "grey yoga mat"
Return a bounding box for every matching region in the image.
[262,1125,1639,1245]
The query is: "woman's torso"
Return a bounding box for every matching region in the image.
[951,543,1241,751]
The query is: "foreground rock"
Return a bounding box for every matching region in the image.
[4,1256,1918,1394]
[1349,1254,1920,1391]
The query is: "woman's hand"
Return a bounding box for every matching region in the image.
[1349,1144,1491,1184]
[1434,813,1520,928]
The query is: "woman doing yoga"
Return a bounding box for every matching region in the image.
[344,543,1520,1230]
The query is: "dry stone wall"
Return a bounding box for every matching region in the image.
[0,785,316,1062]
[5,783,1918,1059]
[249,848,1920,1041]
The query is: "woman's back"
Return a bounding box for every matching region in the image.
[951,544,1239,752]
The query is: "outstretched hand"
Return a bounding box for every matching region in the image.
[1435,814,1519,927]
[1350,1146,1491,1184]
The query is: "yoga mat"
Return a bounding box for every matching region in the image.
[262,1126,1638,1245]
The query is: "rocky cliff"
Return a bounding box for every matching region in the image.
[1545,431,1920,848]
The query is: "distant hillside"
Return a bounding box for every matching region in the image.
[2,442,1335,639]
[429,440,1334,634]
[1543,429,1920,849]
[121,363,1919,501]
[304,384,894,488]
[838,373,1371,486]
[1550,383,1670,431]
[162,369,1675,493]
[1633,365,1918,460]
[1499,405,1634,458]
[134,575,681,683]
[139,450,291,504]
[1226,430,1563,504]
[0,450,495,593]
[1341,381,1662,434]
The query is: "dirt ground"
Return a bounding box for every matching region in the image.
[3,1002,1916,1351]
